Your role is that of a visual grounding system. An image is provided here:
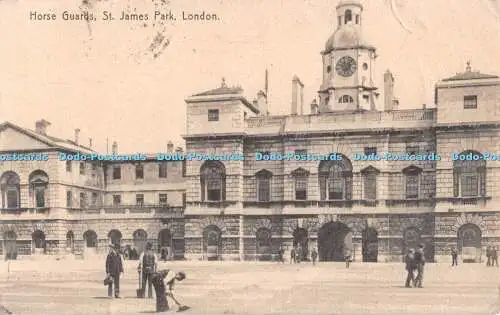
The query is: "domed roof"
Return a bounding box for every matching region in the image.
[336,0,363,10]
[324,22,374,52]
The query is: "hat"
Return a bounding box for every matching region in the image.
[109,243,120,250]
[177,271,186,280]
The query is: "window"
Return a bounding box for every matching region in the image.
[295,176,308,200]
[453,153,486,197]
[1,172,20,209]
[136,194,144,206]
[363,173,377,200]
[464,95,477,109]
[201,161,226,202]
[325,96,330,105]
[327,65,331,73]
[256,170,272,202]
[294,149,307,155]
[113,195,121,206]
[66,191,72,208]
[319,159,353,200]
[159,163,168,178]
[34,187,45,208]
[159,193,168,206]
[135,164,144,179]
[344,9,352,23]
[355,14,360,24]
[91,192,98,206]
[112,166,121,180]
[338,16,342,26]
[79,162,85,175]
[66,160,72,172]
[92,163,97,171]
[80,192,87,208]
[244,112,247,119]
[208,109,219,121]
[405,175,419,199]
[364,147,377,155]
[406,145,419,155]
[338,95,354,103]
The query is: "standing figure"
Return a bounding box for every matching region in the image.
[492,246,498,267]
[290,247,296,264]
[105,243,124,298]
[451,247,458,267]
[277,246,285,263]
[486,246,492,267]
[404,248,416,287]
[152,269,187,312]
[138,242,157,299]
[414,244,426,288]
[296,246,302,264]
[344,247,352,268]
[311,248,318,266]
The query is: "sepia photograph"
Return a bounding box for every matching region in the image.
[0,0,500,314]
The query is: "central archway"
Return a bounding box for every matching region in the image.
[362,228,378,262]
[293,228,309,261]
[3,231,17,260]
[203,225,222,261]
[108,229,122,246]
[457,223,481,262]
[318,221,351,261]
[256,228,272,261]
[133,229,148,255]
[32,230,46,254]
[158,229,172,260]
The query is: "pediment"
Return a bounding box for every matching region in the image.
[0,125,52,151]
[402,165,422,174]
[291,167,310,176]
[255,169,272,177]
[360,165,380,175]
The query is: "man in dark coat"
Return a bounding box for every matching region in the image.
[290,247,296,264]
[311,247,318,266]
[451,247,458,267]
[492,246,499,267]
[414,244,426,288]
[486,246,492,267]
[105,243,124,298]
[405,248,416,287]
[138,242,157,298]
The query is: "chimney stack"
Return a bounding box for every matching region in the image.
[74,128,80,144]
[310,99,319,115]
[257,91,268,115]
[291,75,304,115]
[384,70,395,111]
[35,119,51,135]
[111,141,118,154]
[89,138,93,148]
[167,141,174,153]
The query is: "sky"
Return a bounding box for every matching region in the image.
[1,0,500,153]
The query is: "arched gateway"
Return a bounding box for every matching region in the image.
[318,221,352,261]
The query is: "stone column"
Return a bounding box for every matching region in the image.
[239,215,244,261]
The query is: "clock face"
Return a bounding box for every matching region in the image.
[335,56,357,77]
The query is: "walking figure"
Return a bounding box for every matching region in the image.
[290,247,296,264]
[105,243,124,298]
[414,244,425,288]
[296,245,302,264]
[486,246,492,267]
[277,246,285,263]
[344,248,352,268]
[451,247,458,267]
[311,248,318,266]
[404,248,416,287]
[492,246,498,267]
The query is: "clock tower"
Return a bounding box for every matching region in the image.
[318,0,378,112]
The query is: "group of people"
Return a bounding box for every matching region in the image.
[277,246,355,267]
[404,244,426,288]
[486,245,499,267]
[105,242,188,312]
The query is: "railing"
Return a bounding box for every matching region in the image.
[435,196,491,206]
[187,201,239,208]
[67,204,184,217]
[243,200,380,208]
[0,207,50,215]
[391,109,435,121]
[385,199,435,207]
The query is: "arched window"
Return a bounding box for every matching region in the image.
[344,9,352,24]
[200,161,226,201]
[83,230,98,248]
[256,169,272,202]
[29,170,49,208]
[402,166,422,199]
[338,95,354,103]
[66,231,75,250]
[0,172,20,209]
[453,151,486,197]
[355,14,360,24]
[318,157,353,200]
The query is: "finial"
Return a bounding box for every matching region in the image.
[466,61,471,72]
[221,77,226,88]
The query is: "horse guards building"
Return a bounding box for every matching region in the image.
[1,0,499,263]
